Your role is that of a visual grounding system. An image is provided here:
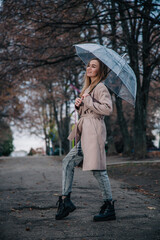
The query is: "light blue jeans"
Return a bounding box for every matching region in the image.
[62,142,112,201]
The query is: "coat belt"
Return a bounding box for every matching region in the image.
[68,113,104,142]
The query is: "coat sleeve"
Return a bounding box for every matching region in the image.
[83,85,113,116]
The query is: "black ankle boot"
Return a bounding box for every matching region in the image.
[65,193,76,212]
[55,194,76,220]
[93,200,116,222]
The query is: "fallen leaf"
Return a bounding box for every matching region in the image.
[147,206,156,210]
[11,208,16,212]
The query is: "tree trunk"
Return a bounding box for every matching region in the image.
[61,100,70,154]
[134,100,147,159]
[104,116,117,155]
[133,0,153,159]
[117,0,148,158]
[115,97,132,155]
[110,0,132,155]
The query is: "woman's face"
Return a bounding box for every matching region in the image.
[86,60,100,79]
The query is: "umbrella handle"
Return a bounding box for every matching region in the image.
[121,53,127,59]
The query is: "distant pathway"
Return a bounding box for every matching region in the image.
[107,158,160,166]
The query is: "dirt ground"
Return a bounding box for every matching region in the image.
[107,162,160,201]
[0,155,160,240]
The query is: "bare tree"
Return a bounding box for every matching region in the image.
[115,0,160,158]
[0,0,159,158]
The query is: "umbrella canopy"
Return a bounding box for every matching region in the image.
[74,43,137,106]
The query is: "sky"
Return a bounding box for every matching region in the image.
[12,127,45,153]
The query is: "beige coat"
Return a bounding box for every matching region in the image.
[68,82,113,171]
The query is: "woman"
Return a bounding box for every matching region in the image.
[55,58,116,221]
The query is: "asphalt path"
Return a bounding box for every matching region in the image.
[0,156,160,240]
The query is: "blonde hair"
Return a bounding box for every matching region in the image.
[80,58,109,97]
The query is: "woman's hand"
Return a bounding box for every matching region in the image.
[75,97,82,107]
[75,94,90,107]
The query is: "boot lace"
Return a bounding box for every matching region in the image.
[100,202,108,214]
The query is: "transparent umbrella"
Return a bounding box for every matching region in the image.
[74,43,137,106]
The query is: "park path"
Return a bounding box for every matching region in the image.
[102,155,160,165]
[0,156,160,240]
